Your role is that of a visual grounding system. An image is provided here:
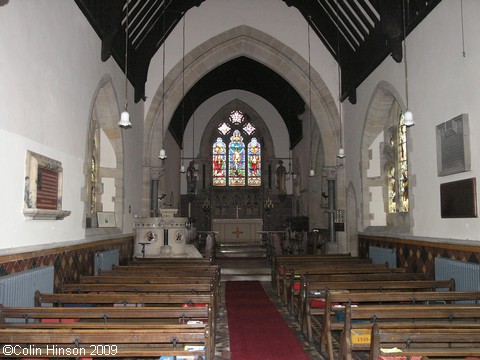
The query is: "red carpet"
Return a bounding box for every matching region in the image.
[225,281,310,360]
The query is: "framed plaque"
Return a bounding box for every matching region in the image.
[97,212,116,228]
[440,178,477,218]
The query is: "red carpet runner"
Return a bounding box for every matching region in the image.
[225,281,310,360]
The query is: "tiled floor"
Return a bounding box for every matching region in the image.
[214,280,326,360]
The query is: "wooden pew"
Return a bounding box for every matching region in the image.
[293,272,430,311]
[81,274,216,283]
[291,272,431,321]
[301,278,455,345]
[339,303,480,360]
[60,282,214,294]
[110,264,220,273]
[319,289,480,360]
[129,257,213,265]
[280,264,407,307]
[369,324,480,359]
[0,305,212,359]
[34,290,216,357]
[0,327,208,358]
[272,254,357,292]
[35,290,214,308]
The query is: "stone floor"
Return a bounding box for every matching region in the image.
[213,280,327,360]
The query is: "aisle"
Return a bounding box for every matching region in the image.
[225,281,311,360]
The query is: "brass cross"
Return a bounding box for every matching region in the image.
[232,227,244,239]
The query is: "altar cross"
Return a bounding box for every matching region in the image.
[235,204,241,219]
[232,226,244,239]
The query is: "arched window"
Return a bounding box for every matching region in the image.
[212,110,261,187]
[387,113,409,213]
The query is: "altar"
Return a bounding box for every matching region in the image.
[212,218,263,243]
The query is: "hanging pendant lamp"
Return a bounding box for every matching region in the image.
[159,9,167,159]
[402,0,414,127]
[307,19,315,178]
[180,15,186,173]
[118,0,132,128]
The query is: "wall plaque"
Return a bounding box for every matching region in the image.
[440,178,477,218]
[24,150,71,220]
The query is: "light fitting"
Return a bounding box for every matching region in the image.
[159,149,167,160]
[307,18,315,179]
[180,164,185,173]
[337,147,345,159]
[118,0,132,128]
[402,0,414,127]
[158,11,167,159]
[404,110,414,127]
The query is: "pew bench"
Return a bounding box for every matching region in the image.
[317,289,480,360]
[339,303,480,360]
[274,256,370,296]
[0,305,213,359]
[369,324,480,360]
[280,264,407,308]
[34,290,217,353]
[291,272,431,319]
[0,327,208,359]
[290,271,431,318]
[272,254,357,292]
[60,282,215,294]
[301,278,455,331]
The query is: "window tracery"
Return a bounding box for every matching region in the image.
[212,110,261,187]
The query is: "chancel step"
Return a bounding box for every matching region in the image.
[217,259,271,282]
[216,242,267,258]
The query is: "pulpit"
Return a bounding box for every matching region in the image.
[212,218,263,243]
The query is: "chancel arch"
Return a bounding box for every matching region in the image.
[142,25,342,216]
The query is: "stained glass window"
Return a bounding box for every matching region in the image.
[212,138,227,186]
[229,110,244,124]
[243,122,255,135]
[229,130,245,186]
[218,122,231,135]
[388,113,409,213]
[248,138,261,186]
[212,110,261,187]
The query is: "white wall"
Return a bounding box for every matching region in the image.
[0,0,143,251]
[344,0,480,242]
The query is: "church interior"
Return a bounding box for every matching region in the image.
[1,0,480,359]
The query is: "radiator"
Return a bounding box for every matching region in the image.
[0,266,54,322]
[94,249,119,275]
[435,257,480,292]
[369,246,396,268]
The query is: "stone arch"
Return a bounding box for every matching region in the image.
[360,81,410,232]
[83,76,125,235]
[142,25,341,214]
